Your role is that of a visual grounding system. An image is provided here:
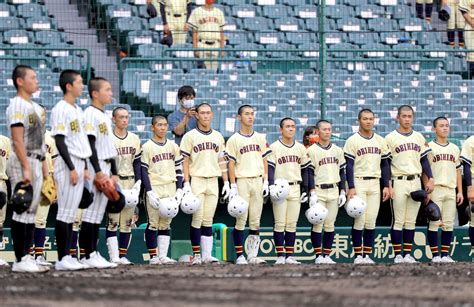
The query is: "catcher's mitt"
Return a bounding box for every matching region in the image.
[94,173,120,201]
[40,175,56,206]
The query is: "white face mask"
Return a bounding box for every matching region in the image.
[182,99,195,109]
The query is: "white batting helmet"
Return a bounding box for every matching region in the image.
[345,196,367,218]
[180,193,201,215]
[122,180,141,209]
[270,178,290,203]
[159,197,179,218]
[227,195,249,218]
[305,203,328,225]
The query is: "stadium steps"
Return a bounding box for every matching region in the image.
[44,0,119,97]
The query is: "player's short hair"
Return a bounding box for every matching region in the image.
[238,104,254,115]
[433,116,449,128]
[88,77,109,99]
[152,115,167,125]
[196,102,212,113]
[59,70,81,94]
[279,117,295,128]
[397,105,414,116]
[358,108,374,120]
[316,120,331,129]
[112,106,128,117]
[12,65,34,90]
[177,85,195,101]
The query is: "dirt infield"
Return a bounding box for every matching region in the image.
[1,262,473,307]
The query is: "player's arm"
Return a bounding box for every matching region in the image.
[192,29,198,57]
[87,135,102,175]
[420,152,434,193]
[54,135,78,185]
[381,156,391,202]
[133,148,142,182]
[41,159,48,178]
[141,162,152,192]
[10,124,31,183]
[159,2,168,28]
[456,166,464,205]
[460,5,474,27]
[344,154,355,199]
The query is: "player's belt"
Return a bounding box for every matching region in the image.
[288,181,301,186]
[356,177,378,180]
[119,175,135,180]
[393,175,420,181]
[104,158,114,164]
[316,183,337,189]
[27,152,45,161]
[199,40,216,45]
[167,13,182,17]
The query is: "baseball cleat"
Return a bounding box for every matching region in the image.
[314,255,325,264]
[394,255,404,264]
[363,256,375,264]
[285,257,301,265]
[274,256,286,265]
[36,255,53,267]
[81,252,113,269]
[12,255,46,273]
[118,257,133,265]
[55,256,83,271]
[97,252,118,268]
[235,255,248,265]
[0,258,9,267]
[431,256,442,263]
[323,256,336,264]
[403,254,417,264]
[248,257,266,264]
[202,256,220,264]
[160,256,178,265]
[67,256,88,270]
[27,256,49,272]
[149,256,161,265]
[191,254,202,265]
[354,255,365,264]
[440,256,455,263]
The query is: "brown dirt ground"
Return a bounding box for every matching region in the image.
[0,262,473,307]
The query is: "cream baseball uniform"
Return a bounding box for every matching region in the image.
[187,5,225,70]
[448,0,466,30]
[107,131,141,233]
[6,96,45,224]
[307,142,346,233]
[427,141,461,231]
[268,140,310,233]
[82,106,117,224]
[181,128,225,229]
[142,138,182,231]
[0,135,11,233]
[226,132,271,231]
[385,130,431,231]
[344,132,390,230]
[460,136,474,227]
[51,100,92,224]
[460,0,474,61]
[160,0,190,45]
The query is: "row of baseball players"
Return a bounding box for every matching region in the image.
[1,66,474,273]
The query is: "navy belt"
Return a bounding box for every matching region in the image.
[316,183,337,189]
[27,152,45,161]
[394,175,420,181]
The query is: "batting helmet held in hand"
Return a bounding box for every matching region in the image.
[345,196,367,218]
[122,180,141,209]
[227,195,249,218]
[270,178,290,203]
[439,5,451,22]
[79,181,94,209]
[106,191,126,214]
[305,203,328,225]
[159,197,179,218]
[10,182,33,214]
[180,192,201,214]
[425,201,441,221]
[410,189,427,202]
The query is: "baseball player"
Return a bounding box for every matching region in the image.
[385,105,434,264]
[226,105,271,265]
[460,0,474,77]
[268,117,311,265]
[441,0,465,47]
[32,104,57,267]
[426,116,463,263]
[181,103,227,265]
[142,115,183,265]
[6,65,49,273]
[105,107,141,265]
[307,120,346,265]
[187,0,225,71]
[50,70,92,271]
[344,109,391,264]
[460,130,474,259]
[416,0,434,26]
[79,77,119,269]
[0,133,11,267]
[158,0,191,45]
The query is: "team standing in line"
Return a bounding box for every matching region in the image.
[0,65,473,272]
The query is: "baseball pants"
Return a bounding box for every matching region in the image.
[0,180,7,230]
[429,185,457,231]
[54,156,86,224]
[353,178,381,230]
[82,160,111,224]
[272,185,301,233]
[167,14,187,45]
[235,177,264,231]
[197,41,220,71]
[415,0,433,3]
[447,1,465,30]
[313,186,339,233]
[146,182,175,231]
[107,178,135,233]
[191,177,219,229]
[35,204,50,229]
[391,178,422,230]
[7,153,43,224]
[73,209,83,232]
[465,23,474,62]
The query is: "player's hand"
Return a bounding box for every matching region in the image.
[147,191,160,209]
[222,181,231,200]
[338,191,347,207]
[262,180,269,197]
[382,187,390,202]
[175,188,184,205]
[229,183,238,200]
[23,167,32,185]
[309,191,318,207]
[467,186,474,202]
[163,24,170,35]
[425,177,435,194]
[389,186,394,199]
[300,192,308,203]
[70,169,78,186]
[424,192,432,205]
[456,192,464,206]
[347,188,356,200]
[183,182,192,194]
[84,168,89,181]
[269,184,279,201]
[111,175,119,186]
[183,23,189,32]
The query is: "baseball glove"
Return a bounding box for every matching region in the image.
[40,175,56,206]
[94,173,120,201]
